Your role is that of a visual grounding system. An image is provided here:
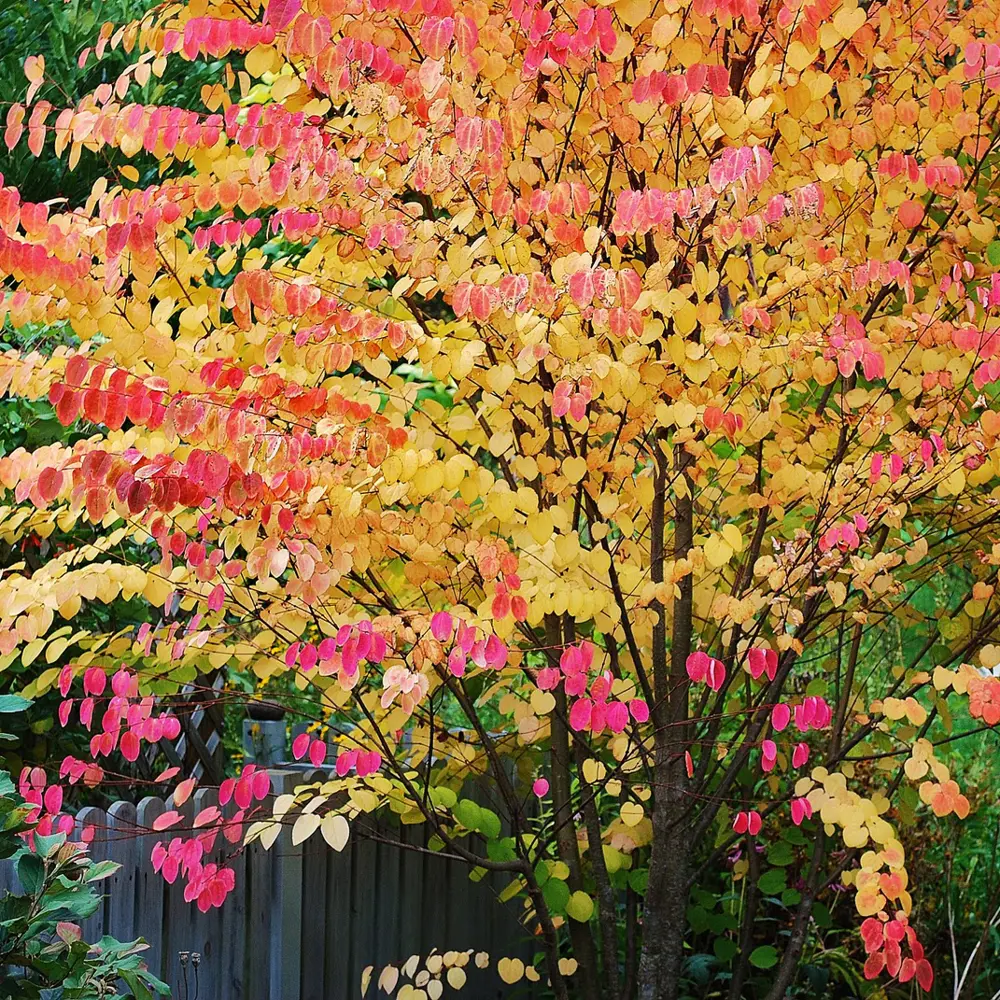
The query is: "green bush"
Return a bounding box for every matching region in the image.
[0,700,168,999]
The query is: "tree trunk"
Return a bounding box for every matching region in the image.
[637,442,693,1000]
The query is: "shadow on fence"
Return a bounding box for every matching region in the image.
[0,769,537,999]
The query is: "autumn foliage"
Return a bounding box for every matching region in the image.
[4,0,1000,994]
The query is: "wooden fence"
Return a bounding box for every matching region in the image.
[0,768,536,1000]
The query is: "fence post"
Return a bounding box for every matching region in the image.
[269,769,304,1000]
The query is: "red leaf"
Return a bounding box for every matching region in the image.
[38,467,64,503]
[64,354,89,386]
[916,959,934,991]
[55,388,80,426]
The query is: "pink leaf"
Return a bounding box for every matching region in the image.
[252,769,271,800]
[629,699,650,723]
[44,784,63,815]
[264,0,301,30]
[309,739,327,766]
[174,777,196,806]
[153,810,182,831]
[569,698,592,731]
[686,651,709,683]
[430,611,454,642]
[771,703,790,732]
[120,731,140,762]
[292,732,310,760]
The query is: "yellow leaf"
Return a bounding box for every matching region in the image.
[616,0,651,26]
[881,698,906,721]
[673,400,697,427]
[259,822,282,850]
[21,639,45,668]
[558,958,578,976]
[704,534,734,568]
[833,5,866,37]
[933,666,956,691]
[245,44,277,78]
[563,457,588,484]
[291,812,321,846]
[530,690,556,714]
[786,41,815,71]
[527,510,553,545]
[497,958,524,984]
[566,891,594,922]
[721,524,743,552]
[321,814,350,851]
[378,966,399,993]
[620,802,644,827]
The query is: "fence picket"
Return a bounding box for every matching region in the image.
[300,769,328,1000]
[75,805,107,943]
[106,800,138,944]
[135,796,167,980]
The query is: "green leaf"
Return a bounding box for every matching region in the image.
[628,869,648,894]
[749,945,779,970]
[780,825,807,846]
[453,798,481,831]
[566,890,594,922]
[687,904,709,933]
[486,838,516,863]
[17,851,44,894]
[987,241,1000,267]
[713,937,738,963]
[477,808,502,840]
[33,832,66,858]
[756,868,787,895]
[542,876,570,913]
[120,969,153,1000]
[767,840,794,866]
[0,694,32,713]
[84,860,121,883]
[429,786,456,809]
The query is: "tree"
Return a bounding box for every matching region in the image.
[2,0,1000,995]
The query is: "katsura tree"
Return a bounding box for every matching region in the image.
[4,0,1000,995]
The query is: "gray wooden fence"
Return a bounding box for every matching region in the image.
[0,768,536,999]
